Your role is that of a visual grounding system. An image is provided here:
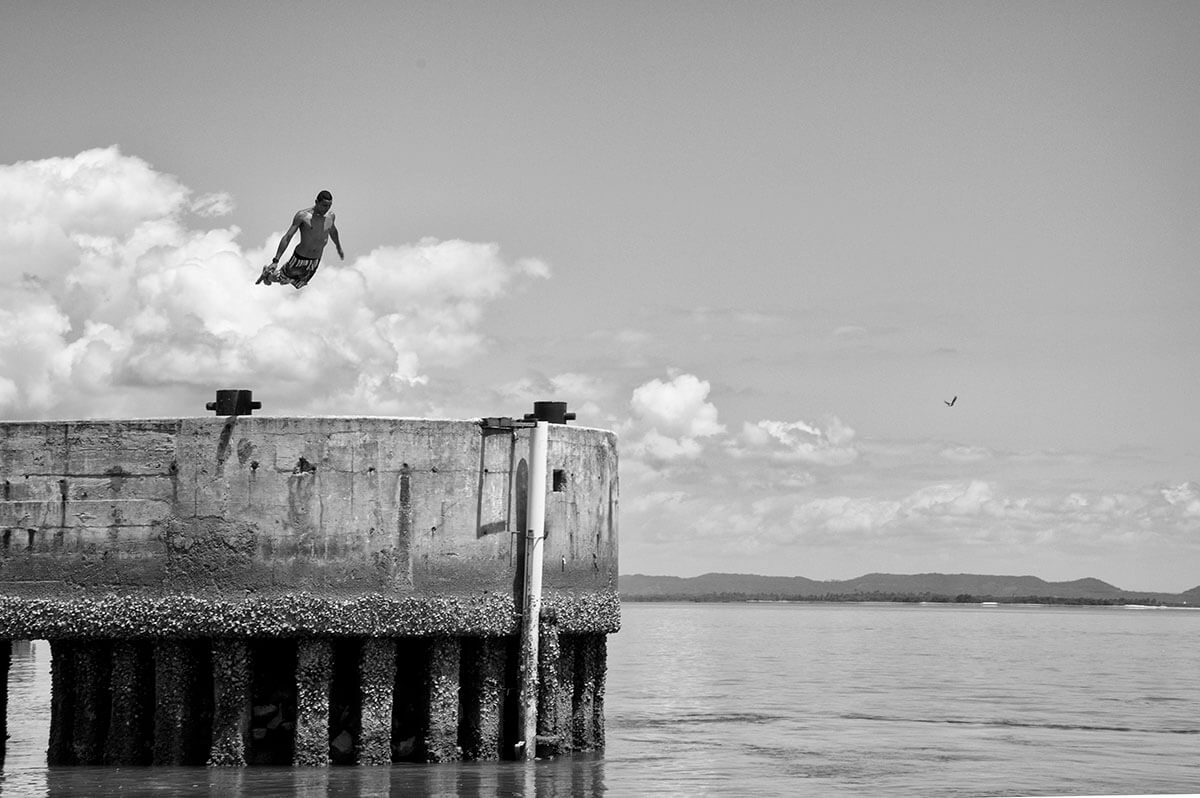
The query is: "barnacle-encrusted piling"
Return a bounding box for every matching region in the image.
[556,631,578,752]
[105,640,153,765]
[209,640,252,767]
[570,634,607,751]
[294,639,332,766]
[0,640,9,768]
[589,635,608,750]
[423,636,461,762]
[153,640,209,765]
[358,638,396,765]
[47,641,75,765]
[0,416,619,767]
[537,615,568,756]
[460,636,507,760]
[71,641,111,765]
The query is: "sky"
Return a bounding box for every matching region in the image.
[1,2,1198,592]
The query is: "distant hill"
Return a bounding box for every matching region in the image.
[618,572,1194,605]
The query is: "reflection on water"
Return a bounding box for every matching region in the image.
[7,639,51,773]
[3,758,606,798]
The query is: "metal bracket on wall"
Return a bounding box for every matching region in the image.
[479,417,538,431]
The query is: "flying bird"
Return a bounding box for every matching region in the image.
[944,396,957,407]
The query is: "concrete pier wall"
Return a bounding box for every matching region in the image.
[0,416,618,765]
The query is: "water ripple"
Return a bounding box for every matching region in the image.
[842,712,1199,735]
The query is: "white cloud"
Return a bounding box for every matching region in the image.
[1160,482,1200,517]
[903,480,995,516]
[630,372,723,438]
[733,416,859,466]
[0,148,187,248]
[0,147,549,419]
[190,192,235,218]
[514,257,551,279]
[626,371,724,464]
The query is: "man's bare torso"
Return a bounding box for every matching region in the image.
[293,207,336,258]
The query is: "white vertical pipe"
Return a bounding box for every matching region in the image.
[517,420,549,760]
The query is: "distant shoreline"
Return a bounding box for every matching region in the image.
[620,594,1198,608]
[618,572,1200,607]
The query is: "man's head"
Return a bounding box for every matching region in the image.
[314,190,333,215]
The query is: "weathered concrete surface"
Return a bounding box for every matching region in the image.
[0,417,619,637]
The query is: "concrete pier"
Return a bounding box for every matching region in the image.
[0,416,619,766]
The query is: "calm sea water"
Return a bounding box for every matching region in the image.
[1,602,1197,797]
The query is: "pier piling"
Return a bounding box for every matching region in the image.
[153,640,210,765]
[358,638,396,765]
[0,641,8,768]
[209,640,252,767]
[105,641,153,765]
[423,636,461,762]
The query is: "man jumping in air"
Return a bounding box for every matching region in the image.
[256,190,344,288]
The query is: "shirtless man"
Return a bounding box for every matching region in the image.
[256,190,344,288]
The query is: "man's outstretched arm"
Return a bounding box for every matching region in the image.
[330,219,344,260]
[272,215,302,262]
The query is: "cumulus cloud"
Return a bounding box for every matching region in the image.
[626,371,724,463]
[619,370,864,515]
[631,372,723,437]
[0,147,549,419]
